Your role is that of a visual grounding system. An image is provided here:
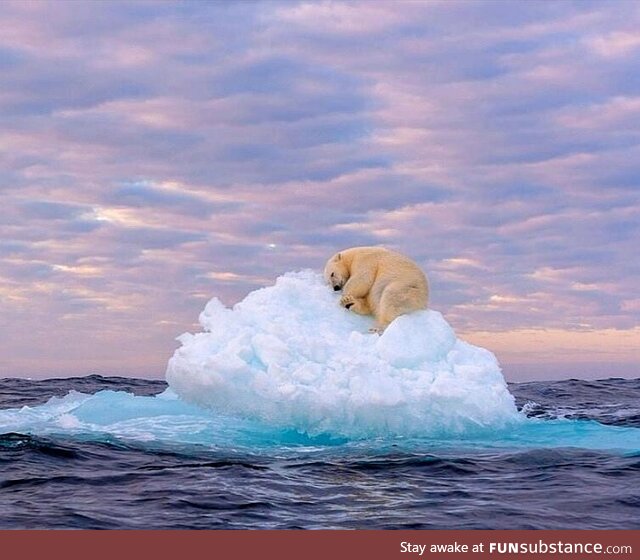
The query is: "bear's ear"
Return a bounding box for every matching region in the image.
[336,253,342,261]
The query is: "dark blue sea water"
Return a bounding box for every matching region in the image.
[0,375,638,529]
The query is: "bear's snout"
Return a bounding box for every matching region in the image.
[333,285,341,291]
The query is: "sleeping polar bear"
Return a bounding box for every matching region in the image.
[324,246,429,332]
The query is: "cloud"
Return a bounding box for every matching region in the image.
[0,0,638,378]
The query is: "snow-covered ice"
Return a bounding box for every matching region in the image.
[166,270,520,438]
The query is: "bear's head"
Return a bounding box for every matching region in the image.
[324,252,349,291]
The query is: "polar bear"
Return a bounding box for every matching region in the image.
[324,246,429,331]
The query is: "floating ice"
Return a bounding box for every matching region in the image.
[1,388,639,453]
[0,388,340,449]
[166,270,520,438]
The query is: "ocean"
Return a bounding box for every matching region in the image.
[0,375,638,529]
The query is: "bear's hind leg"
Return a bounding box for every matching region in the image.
[376,282,425,330]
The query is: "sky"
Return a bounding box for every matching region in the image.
[1,0,639,381]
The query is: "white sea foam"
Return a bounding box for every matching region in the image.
[166,270,521,438]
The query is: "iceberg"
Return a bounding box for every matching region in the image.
[2,268,638,452]
[166,270,520,438]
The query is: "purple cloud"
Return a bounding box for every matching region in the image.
[0,0,638,379]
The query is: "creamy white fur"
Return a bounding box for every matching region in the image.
[324,246,429,330]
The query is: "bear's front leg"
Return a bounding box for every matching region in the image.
[342,270,374,299]
[340,295,371,315]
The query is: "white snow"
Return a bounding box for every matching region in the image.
[166,270,520,438]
